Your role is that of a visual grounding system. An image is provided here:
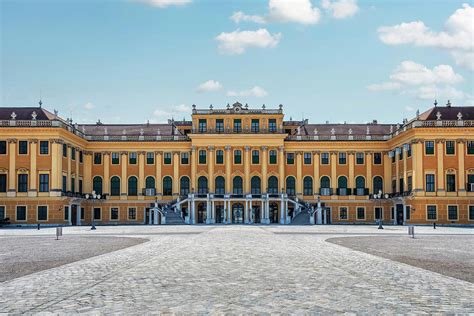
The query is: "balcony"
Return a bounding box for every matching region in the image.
[142,188,156,196]
[355,188,369,196]
[319,188,332,196]
[336,188,351,196]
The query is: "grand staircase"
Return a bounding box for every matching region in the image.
[164,207,185,225]
[290,211,310,225]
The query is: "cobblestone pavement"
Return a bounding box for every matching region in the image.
[0,225,472,314]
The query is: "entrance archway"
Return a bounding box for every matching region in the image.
[252,205,261,223]
[197,203,207,224]
[215,205,224,223]
[269,203,279,223]
[232,203,244,224]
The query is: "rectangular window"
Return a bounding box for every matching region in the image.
[198,119,207,133]
[37,206,47,221]
[269,150,277,164]
[93,207,101,220]
[71,147,76,160]
[448,205,458,220]
[71,178,75,193]
[39,174,49,192]
[94,153,102,164]
[339,207,348,220]
[427,205,437,220]
[80,207,85,220]
[63,144,67,157]
[405,205,411,220]
[129,152,137,164]
[62,175,67,192]
[268,119,277,132]
[399,148,404,160]
[18,174,28,192]
[399,178,404,193]
[304,152,312,164]
[181,152,189,164]
[216,150,224,164]
[199,150,206,164]
[234,150,242,164]
[392,179,396,193]
[215,119,224,133]
[468,141,474,155]
[251,119,260,133]
[356,152,364,165]
[79,179,83,194]
[146,152,154,164]
[338,153,346,164]
[110,207,119,220]
[112,152,120,164]
[356,207,365,220]
[233,119,242,133]
[0,174,6,192]
[19,141,28,155]
[252,150,259,164]
[425,141,434,155]
[286,153,294,164]
[16,206,26,221]
[79,151,83,163]
[0,206,5,219]
[0,141,6,154]
[407,145,412,157]
[446,174,456,192]
[321,153,329,165]
[446,141,455,155]
[374,207,382,220]
[40,141,49,155]
[407,176,412,192]
[426,174,435,192]
[128,207,137,220]
[469,205,474,221]
[164,152,172,164]
[64,206,69,220]
[373,152,382,164]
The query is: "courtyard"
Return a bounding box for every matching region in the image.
[0,225,472,314]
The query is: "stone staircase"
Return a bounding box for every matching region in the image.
[290,211,310,225]
[165,208,185,225]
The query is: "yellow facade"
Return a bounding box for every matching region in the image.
[0,102,473,226]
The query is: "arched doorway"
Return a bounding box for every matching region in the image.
[252,205,261,223]
[232,203,244,224]
[215,205,224,223]
[197,203,207,223]
[269,203,279,223]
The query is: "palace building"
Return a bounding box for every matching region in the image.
[0,101,473,226]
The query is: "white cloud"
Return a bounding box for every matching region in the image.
[215,28,281,55]
[267,0,321,24]
[134,0,191,8]
[378,3,474,70]
[227,86,268,98]
[196,80,223,93]
[152,104,191,123]
[389,61,463,86]
[414,85,470,100]
[366,82,401,91]
[83,102,95,110]
[405,106,414,111]
[321,0,359,19]
[231,11,266,24]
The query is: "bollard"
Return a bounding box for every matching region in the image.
[408,226,414,238]
[56,227,62,240]
[37,223,40,230]
[433,222,436,229]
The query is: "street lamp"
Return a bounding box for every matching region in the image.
[85,190,101,230]
[371,190,388,229]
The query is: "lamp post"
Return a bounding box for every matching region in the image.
[85,190,101,230]
[371,190,388,230]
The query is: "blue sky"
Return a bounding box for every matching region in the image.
[1,0,473,124]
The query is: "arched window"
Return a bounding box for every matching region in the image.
[93,176,103,195]
[110,176,120,196]
[233,176,243,194]
[286,176,296,195]
[128,176,138,196]
[145,176,155,189]
[356,176,365,188]
[373,176,383,194]
[215,176,225,194]
[180,176,190,196]
[268,176,278,194]
[198,176,208,194]
[303,176,313,195]
[320,176,330,188]
[251,176,261,195]
[163,176,172,196]
[337,176,348,195]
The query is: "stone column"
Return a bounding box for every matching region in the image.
[83,152,92,194]
[330,152,337,193]
[395,148,400,193]
[244,146,251,193]
[245,198,249,224]
[296,152,303,196]
[225,146,231,193]
[367,152,373,194]
[457,139,466,195]
[138,151,145,197]
[261,146,268,193]
[348,152,355,192]
[313,151,320,194]
[7,139,17,197]
[29,139,37,197]
[67,145,72,191]
[51,139,63,196]
[190,146,197,193]
[412,140,424,195]
[75,147,80,194]
[436,139,445,196]
[155,151,162,196]
[278,146,285,194]
[103,152,110,195]
[208,146,215,193]
[173,151,180,196]
[383,151,392,194]
[121,152,128,200]
[280,193,285,224]
[403,146,408,193]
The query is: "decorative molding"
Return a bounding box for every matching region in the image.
[435,139,445,144]
[7,138,17,144]
[137,151,146,155]
[224,145,232,151]
[208,146,215,151]
[261,146,268,151]
[28,139,38,144]
[154,151,163,155]
[244,146,251,152]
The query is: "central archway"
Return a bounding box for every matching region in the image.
[232,203,244,224]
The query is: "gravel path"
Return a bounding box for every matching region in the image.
[0,236,147,282]
[327,235,474,283]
